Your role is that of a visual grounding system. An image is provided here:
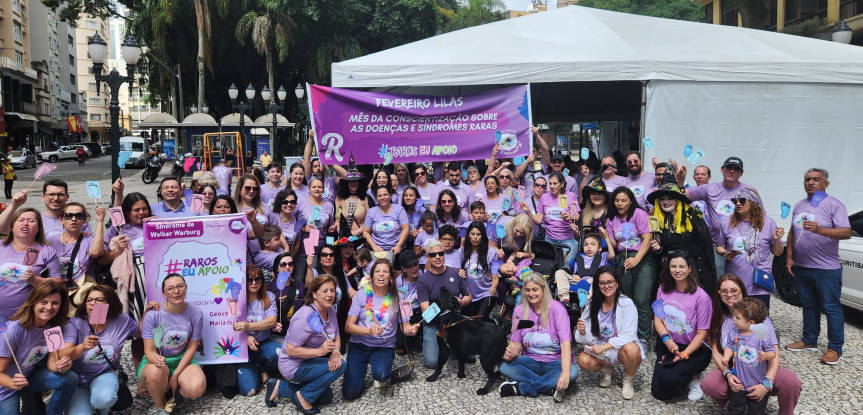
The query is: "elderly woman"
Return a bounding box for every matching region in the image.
[0,208,62,318]
[499,272,577,403]
[702,274,802,414]
[651,252,712,402]
[0,281,77,415]
[647,179,716,294]
[575,266,643,400]
[268,274,345,414]
[714,188,784,309]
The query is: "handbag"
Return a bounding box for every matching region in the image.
[65,234,98,316]
[95,335,134,411]
[753,268,775,292]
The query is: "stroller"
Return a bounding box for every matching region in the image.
[498,239,570,326]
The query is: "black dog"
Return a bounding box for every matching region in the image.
[424,287,532,395]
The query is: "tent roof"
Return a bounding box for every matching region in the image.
[181,113,218,126]
[137,112,179,128]
[333,5,863,87]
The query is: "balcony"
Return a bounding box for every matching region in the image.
[0,56,38,81]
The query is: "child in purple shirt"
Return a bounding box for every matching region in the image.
[722,298,777,415]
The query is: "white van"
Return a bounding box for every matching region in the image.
[119,136,147,168]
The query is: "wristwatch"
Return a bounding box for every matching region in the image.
[722,369,732,378]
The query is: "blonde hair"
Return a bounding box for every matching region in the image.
[196,171,219,189]
[504,214,533,254]
[518,272,552,329]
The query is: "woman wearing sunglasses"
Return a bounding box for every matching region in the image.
[306,244,350,352]
[434,190,465,227]
[412,165,436,208]
[714,188,784,309]
[47,203,106,313]
[268,253,298,337]
[273,189,299,253]
[234,265,280,397]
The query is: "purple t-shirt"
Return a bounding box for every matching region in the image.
[463,249,499,300]
[396,275,419,310]
[0,321,51,400]
[519,161,549,193]
[104,224,144,258]
[150,201,194,218]
[47,234,96,282]
[791,195,850,269]
[42,213,91,238]
[260,182,286,209]
[655,287,712,345]
[242,206,280,254]
[414,230,436,265]
[141,304,204,357]
[278,304,339,380]
[212,165,232,193]
[510,301,573,362]
[247,291,278,342]
[601,174,627,194]
[536,191,580,241]
[436,181,475,218]
[595,307,618,344]
[444,247,463,269]
[276,215,299,245]
[0,243,60,317]
[621,172,656,210]
[688,181,761,236]
[348,287,408,348]
[254,250,283,272]
[415,266,471,324]
[723,317,777,388]
[363,205,410,251]
[415,183,437,208]
[606,209,650,252]
[482,194,513,223]
[296,198,334,247]
[62,315,138,384]
[291,184,310,201]
[307,175,338,204]
[716,216,778,296]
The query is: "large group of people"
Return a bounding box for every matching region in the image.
[0,126,852,414]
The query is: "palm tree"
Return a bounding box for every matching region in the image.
[231,0,294,103]
[194,0,212,111]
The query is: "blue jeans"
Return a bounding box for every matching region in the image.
[422,325,440,369]
[546,236,579,271]
[237,338,281,396]
[0,367,78,415]
[794,266,844,354]
[498,355,579,397]
[714,251,726,278]
[342,342,395,400]
[277,357,346,404]
[67,371,119,415]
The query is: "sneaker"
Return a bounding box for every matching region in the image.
[373,380,390,389]
[621,374,635,400]
[499,381,519,397]
[820,349,842,365]
[785,340,818,352]
[553,388,565,403]
[599,366,613,388]
[687,375,703,401]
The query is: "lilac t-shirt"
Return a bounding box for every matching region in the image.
[42,213,91,238]
[296,199,334,247]
[276,215,299,245]
[396,275,419,310]
[482,194,514,223]
[247,291,278,342]
[347,287,408,348]
[307,175,338,204]
[150,201,194,218]
[606,209,650,252]
[141,304,204,357]
[536,191,579,241]
[415,183,437,208]
[436,181,475,218]
[791,195,850,269]
[510,301,573,363]
[716,216,778,296]
[463,249,499,300]
[260,183,286,209]
[278,305,339,380]
[621,172,656,210]
[602,174,627,194]
[595,307,618,343]
[62,315,138,384]
[0,243,60,317]
[254,250,283,272]
[688,181,761,236]
[723,318,777,388]
[47,234,96,282]
[0,321,51,401]
[444,247,463,269]
[414,230,437,265]
[104,224,144,258]
[655,287,712,345]
[212,165,232,193]
[363,205,410,251]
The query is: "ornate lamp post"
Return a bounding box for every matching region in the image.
[228,83,255,150]
[262,85,286,160]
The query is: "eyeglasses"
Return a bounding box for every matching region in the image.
[718,289,741,296]
[414,171,426,177]
[724,166,742,172]
[439,237,455,243]
[320,252,335,258]
[248,277,263,284]
[63,212,86,220]
[279,261,294,268]
[244,186,259,192]
[440,200,455,205]
[164,284,187,293]
[731,198,748,205]
[202,192,216,197]
[427,251,445,258]
[283,200,297,205]
[597,280,617,287]
[499,175,512,179]
[534,183,547,188]
[44,192,68,199]
[86,297,107,303]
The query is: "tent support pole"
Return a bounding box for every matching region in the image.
[639,80,648,153]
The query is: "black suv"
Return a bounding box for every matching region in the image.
[78,142,103,157]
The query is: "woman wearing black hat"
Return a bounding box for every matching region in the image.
[647,179,716,295]
[579,177,611,239]
[335,158,371,238]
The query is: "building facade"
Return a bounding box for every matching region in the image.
[0,0,39,152]
[76,15,110,142]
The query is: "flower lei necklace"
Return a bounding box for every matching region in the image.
[364,285,391,326]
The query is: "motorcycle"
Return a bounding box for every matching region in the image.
[171,153,186,178]
[142,154,167,184]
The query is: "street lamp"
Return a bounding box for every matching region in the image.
[228,83,255,150]
[833,20,852,44]
[295,82,306,142]
[88,32,141,200]
[263,85,287,160]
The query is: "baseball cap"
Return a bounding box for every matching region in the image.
[550,154,565,163]
[399,250,419,268]
[722,157,743,170]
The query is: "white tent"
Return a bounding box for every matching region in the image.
[332,6,863,218]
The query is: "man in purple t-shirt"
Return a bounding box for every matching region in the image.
[598,156,627,194]
[619,152,656,211]
[784,168,851,365]
[212,158,233,195]
[0,179,91,238]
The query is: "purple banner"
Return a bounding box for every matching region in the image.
[308,84,532,165]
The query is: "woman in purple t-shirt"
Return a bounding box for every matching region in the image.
[273,189,300,251]
[0,281,77,414]
[651,253,712,402]
[233,265,279,397]
[499,272,578,402]
[267,274,345,414]
[520,172,580,267]
[702,274,802,415]
[48,203,106,311]
[60,285,139,415]
[363,186,410,258]
[0,208,62,319]
[342,259,416,400]
[459,222,499,319]
[435,190,465,227]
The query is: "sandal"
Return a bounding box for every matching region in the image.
[137,390,150,399]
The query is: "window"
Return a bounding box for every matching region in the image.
[15,51,23,67]
[44,103,50,115]
[704,3,714,24]
[85,21,98,29]
[71,93,77,104]
[785,0,828,26]
[12,0,20,14]
[88,98,100,105]
[90,114,101,121]
[88,82,97,90]
[13,22,22,43]
[69,55,75,66]
[68,35,74,45]
[70,74,76,85]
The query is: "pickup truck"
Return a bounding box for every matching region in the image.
[773,208,863,311]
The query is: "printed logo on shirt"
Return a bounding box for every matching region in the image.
[373,220,397,236]
[131,236,145,254]
[83,344,116,367]
[161,330,189,356]
[0,262,28,287]
[522,331,560,356]
[736,343,759,367]
[546,206,565,221]
[22,345,48,369]
[466,264,486,279]
[614,231,639,251]
[59,257,86,281]
[662,304,693,336]
[629,185,645,198]
[691,200,706,216]
[600,324,614,339]
[731,236,746,255]
[715,200,735,217]
[793,211,815,233]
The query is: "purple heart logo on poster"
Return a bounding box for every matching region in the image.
[308,84,533,165]
[144,214,249,364]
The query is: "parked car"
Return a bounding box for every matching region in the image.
[7,149,36,169]
[37,145,92,163]
[79,142,103,157]
[119,136,147,168]
[774,208,863,311]
[100,143,111,154]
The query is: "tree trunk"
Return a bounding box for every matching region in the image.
[739,0,769,29]
[198,30,205,111]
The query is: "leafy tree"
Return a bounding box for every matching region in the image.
[577,0,703,22]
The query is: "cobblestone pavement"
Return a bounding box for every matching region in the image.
[12,174,863,414]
